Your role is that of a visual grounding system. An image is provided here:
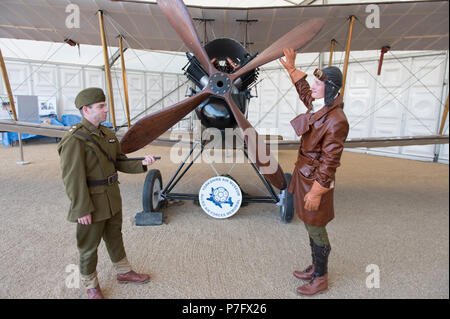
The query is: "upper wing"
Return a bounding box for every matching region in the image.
[0,0,447,53]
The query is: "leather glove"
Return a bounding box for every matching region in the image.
[279,48,296,72]
[279,48,306,84]
[304,180,332,211]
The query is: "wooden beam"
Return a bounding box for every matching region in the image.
[0,48,17,121]
[0,48,29,164]
[119,36,131,128]
[341,16,355,97]
[98,10,117,131]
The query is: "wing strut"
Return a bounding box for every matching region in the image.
[98,10,117,131]
[439,95,449,135]
[0,48,29,165]
[341,15,356,97]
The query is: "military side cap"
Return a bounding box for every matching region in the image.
[75,87,106,109]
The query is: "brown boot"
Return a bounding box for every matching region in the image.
[87,285,104,299]
[296,273,328,296]
[293,265,315,280]
[117,270,150,284]
[294,237,316,280]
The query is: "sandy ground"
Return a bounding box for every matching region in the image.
[0,138,448,299]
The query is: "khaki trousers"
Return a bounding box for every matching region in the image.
[76,210,132,288]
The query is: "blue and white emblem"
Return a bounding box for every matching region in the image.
[199,176,242,219]
[207,187,234,208]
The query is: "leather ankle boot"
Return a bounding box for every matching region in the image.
[87,284,104,299]
[297,241,331,296]
[117,270,150,284]
[296,273,328,295]
[293,265,315,280]
[293,237,316,280]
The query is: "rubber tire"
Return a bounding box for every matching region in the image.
[280,173,294,223]
[142,169,163,212]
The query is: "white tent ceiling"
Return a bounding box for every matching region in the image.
[0,0,448,74]
[0,0,448,55]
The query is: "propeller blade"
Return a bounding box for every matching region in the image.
[120,89,211,153]
[224,94,287,190]
[230,18,325,81]
[157,0,216,75]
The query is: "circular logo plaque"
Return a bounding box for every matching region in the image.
[199,176,242,219]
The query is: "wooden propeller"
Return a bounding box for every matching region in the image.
[120,88,211,153]
[157,0,217,76]
[230,18,325,82]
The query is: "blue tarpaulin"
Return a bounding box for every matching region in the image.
[61,114,82,126]
[61,115,113,128]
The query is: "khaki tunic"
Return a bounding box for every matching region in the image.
[287,75,349,226]
[57,118,146,223]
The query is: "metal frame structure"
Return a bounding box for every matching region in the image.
[158,140,281,206]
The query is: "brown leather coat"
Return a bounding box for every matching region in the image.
[287,76,349,226]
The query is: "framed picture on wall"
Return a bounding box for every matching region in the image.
[38,96,57,116]
[0,95,16,120]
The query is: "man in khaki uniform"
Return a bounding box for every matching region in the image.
[58,88,158,299]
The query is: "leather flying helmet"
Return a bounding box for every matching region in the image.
[314,66,342,106]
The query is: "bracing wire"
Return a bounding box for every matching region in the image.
[253,18,349,128]
[333,39,445,135]
[104,13,189,126]
[11,12,98,93]
[354,17,446,107]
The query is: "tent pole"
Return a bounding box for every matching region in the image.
[98,10,117,131]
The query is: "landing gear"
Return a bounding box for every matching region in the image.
[135,169,165,226]
[138,142,294,224]
[142,169,164,212]
[279,173,294,223]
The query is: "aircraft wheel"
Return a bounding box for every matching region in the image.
[280,173,294,223]
[142,169,163,212]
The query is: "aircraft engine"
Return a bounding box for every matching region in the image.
[183,38,258,130]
